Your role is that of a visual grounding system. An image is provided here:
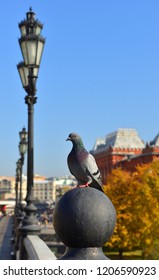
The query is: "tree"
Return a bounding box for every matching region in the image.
[103,161,159,259]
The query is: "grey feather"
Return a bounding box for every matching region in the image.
[66,132,103,192]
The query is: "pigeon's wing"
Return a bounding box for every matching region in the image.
[85,153,103,187]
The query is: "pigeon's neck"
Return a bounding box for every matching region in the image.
[73,141,85,150]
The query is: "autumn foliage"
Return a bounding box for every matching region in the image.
[103,160,159,258]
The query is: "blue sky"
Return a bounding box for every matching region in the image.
[0,0,159,177]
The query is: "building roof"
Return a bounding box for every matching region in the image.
[150,133,159,147]
[34,180,50,184]
[92,128,145,152]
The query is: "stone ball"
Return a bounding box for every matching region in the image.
[53,187,116,248]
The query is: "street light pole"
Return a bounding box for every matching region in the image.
[25,80,36,205]
[14,159,23,255]
[19,127,28,203]
[15,160,21,211]
[17,8,45,240]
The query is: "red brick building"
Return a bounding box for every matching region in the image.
[91,128,159,184]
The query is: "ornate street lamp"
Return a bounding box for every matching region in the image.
[19,127,28,142]
[19,127,28,203]
[17,8,45,236]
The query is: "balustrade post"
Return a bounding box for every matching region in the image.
[53,187,116,259]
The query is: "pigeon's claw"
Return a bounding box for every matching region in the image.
[77,182,89,188]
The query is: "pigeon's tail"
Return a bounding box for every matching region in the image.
[89,182,104,193]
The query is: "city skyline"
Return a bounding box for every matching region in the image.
[0,1,158,177]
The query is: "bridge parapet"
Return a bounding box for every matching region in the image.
[20,235,56,260]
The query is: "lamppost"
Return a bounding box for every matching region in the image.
[17,8,45,237]
[14,159,22,255]
[15,160,21,211]
[19,127,28,203]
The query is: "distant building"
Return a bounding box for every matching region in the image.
[0,175,27,200]
[32,179,56,202]
[0,173,76,203]
[0,176,16,200]
[91,128,159,184]
[34,174,46,181]
[48,175,76,188]
[32,175,76,202]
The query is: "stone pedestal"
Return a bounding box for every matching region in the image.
[53,187,116,260]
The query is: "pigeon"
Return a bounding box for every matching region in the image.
[66,132,103,192]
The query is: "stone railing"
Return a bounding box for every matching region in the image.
[18,235,56,260]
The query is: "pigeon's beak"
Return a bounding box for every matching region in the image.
[66,137,71,141]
